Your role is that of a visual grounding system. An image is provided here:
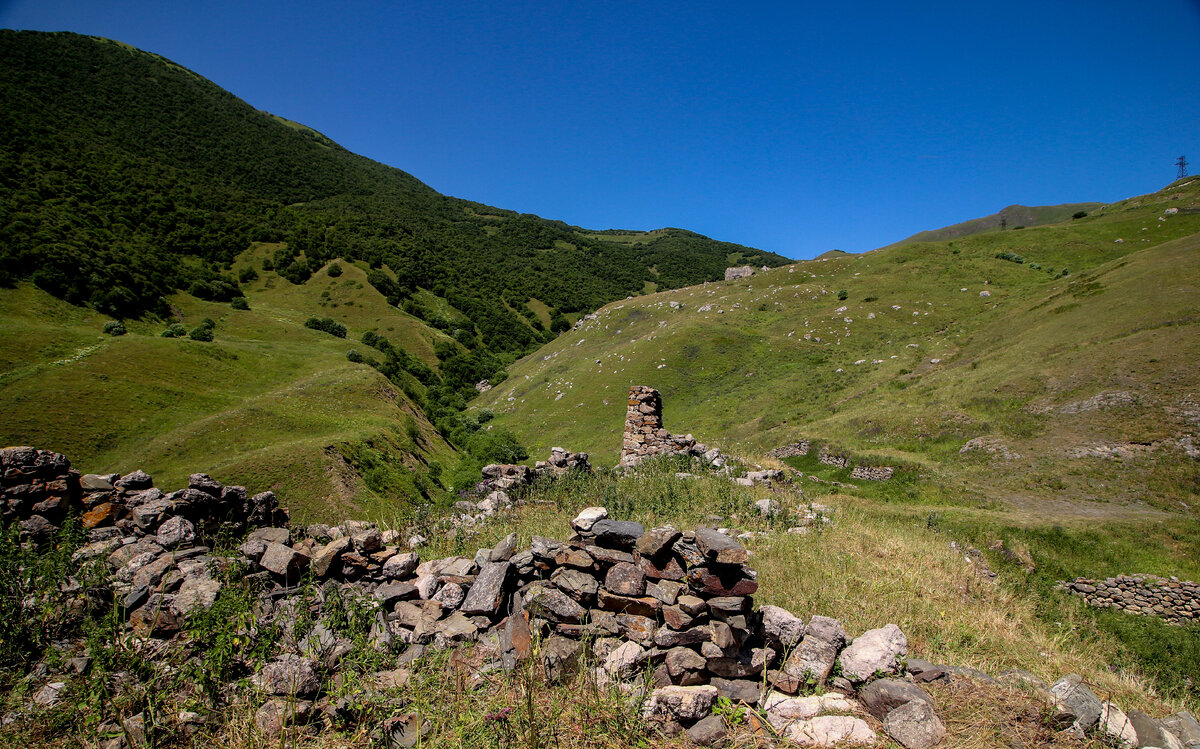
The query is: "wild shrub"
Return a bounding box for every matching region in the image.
[327,262,343,277]
[237,266,258,283]
[161,323,187,338]
[189,317,216,342]
[346,349,365,363]
[102,321,126,336]
[230,296,249,310]
[836,289,848,300]
[1073,211,1088,219]
[304,316,347,338]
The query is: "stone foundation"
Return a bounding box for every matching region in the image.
[1060,574,1200,625]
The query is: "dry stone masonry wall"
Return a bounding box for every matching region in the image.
[767,441,895,482]
[620,386,725,468]
[7,445,1199,749]
[1060,574,1200,625]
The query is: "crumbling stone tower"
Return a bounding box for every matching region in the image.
[620,386,715,467]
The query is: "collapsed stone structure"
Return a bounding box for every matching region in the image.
[7,445,1199,749]
[620,386,725,468]
[1060,574,1200,625]
[1,446,285,546]
[767,441,895,482]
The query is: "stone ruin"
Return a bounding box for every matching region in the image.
[768,441,811,459]
[767,441,895,482]
[6,444,1200,749]
[724,265,755,281]
[1059,574,1200,626]
[620,386,725,469]
[1,445,286,547]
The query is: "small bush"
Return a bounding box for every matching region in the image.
[477,408,494,424]
[230,296,249,310]
[995,251,1025,264]
[347,349,365,363]
[189,325,214,342]
[102,321,126,336]
[327,262,343,278]
[161,323,187,338]
[304,316,347,338]
[238,267,259,283]
[189,318,216,342]
[261,257,274,271]
[1072,211,1088,219]
[836,290,848,301]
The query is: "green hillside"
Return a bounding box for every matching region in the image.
[479,177,1200,513]
[883,201,1105,248]
[0,29,787,346]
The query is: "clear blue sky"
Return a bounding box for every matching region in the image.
[3,1,1198,259]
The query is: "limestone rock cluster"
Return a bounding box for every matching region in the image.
[620,387,725,468]
[724,265,755,281]
[1060,574,1199,625]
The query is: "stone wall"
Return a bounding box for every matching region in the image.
[817,446,852,469]
[1060,574,1200,625]
[8,445,1199,749]
[619,386,723,468]
[850,466,895,481]
[767,442,810,459]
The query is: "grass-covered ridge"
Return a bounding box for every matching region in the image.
[478,176,1200,512]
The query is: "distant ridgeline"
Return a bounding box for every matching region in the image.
[0,30,788,350]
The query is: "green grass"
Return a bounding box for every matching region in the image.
[0,272,457,525]
[478,178,1200,516]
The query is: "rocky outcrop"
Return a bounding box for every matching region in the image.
[619,386,724,468]
[724,265,755,281]
[1060,574,1200,625]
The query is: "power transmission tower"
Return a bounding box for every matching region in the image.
[1178,155,1189,178]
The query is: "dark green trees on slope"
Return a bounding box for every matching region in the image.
[0,30,788,354]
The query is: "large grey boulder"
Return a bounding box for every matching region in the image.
[255,654,321,698]
[858,678,933,720]
[643,684,718,722]
[1100,703,1139,748]
[782,615,845,685]
[460,561,511,615]
[837,623,906,681]
[1048,674,1102,731]
[1128,710,1187,749]
[883,698,946,749]
[1163,712,1200,749]
[781,716,877,747]
[760,605,805,649]
[259,543,310,578]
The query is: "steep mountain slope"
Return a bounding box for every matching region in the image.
[0,30,787,340]
[478,178,1200,513]
[883,201,1103,249]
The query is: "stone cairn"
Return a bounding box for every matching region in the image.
[1060,574,1200,625]
[620,386,725,469]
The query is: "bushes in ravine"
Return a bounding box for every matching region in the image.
[304,316,347,338]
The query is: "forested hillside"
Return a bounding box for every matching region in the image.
[0,30,787,352]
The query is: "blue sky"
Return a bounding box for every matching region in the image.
[3,0,1198,259]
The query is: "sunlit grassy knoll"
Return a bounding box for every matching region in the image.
[478,179,1200,512]
[0,279,455,525]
